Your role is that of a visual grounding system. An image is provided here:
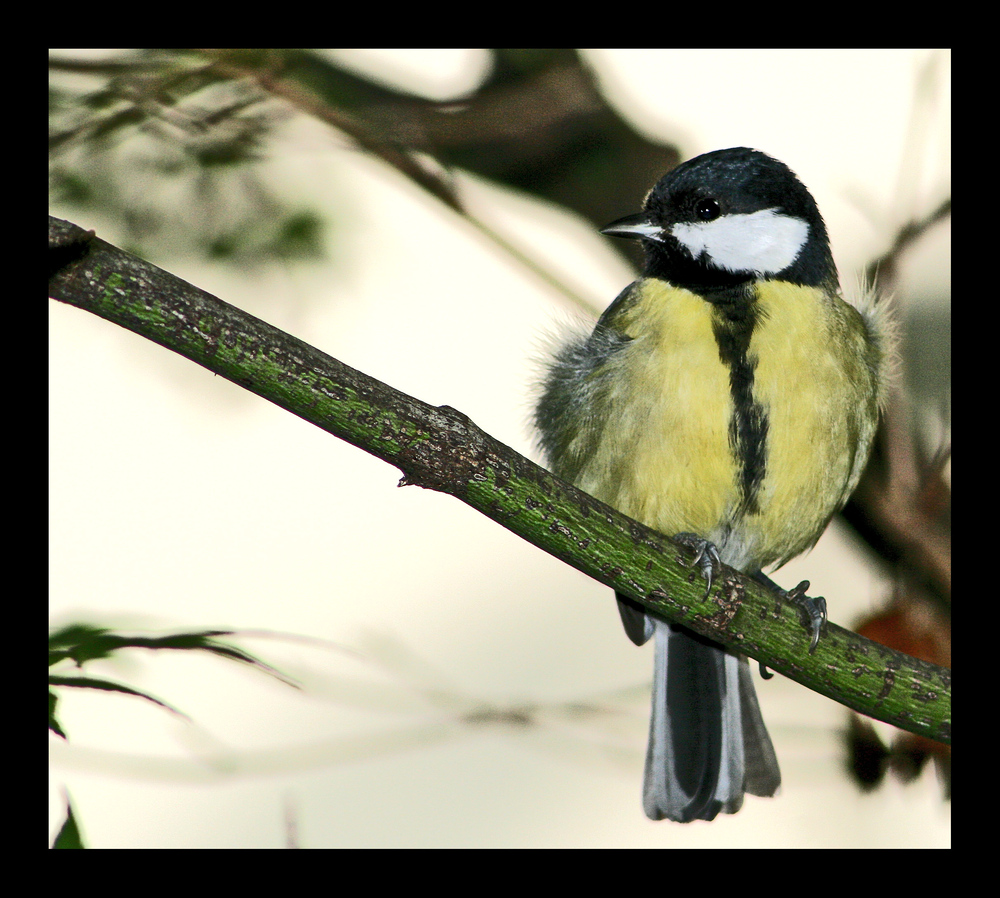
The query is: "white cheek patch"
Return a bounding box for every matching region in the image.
[671,208,809,276]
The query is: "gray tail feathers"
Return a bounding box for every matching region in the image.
[617,594,780,822]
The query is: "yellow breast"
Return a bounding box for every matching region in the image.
[572,278,878,572]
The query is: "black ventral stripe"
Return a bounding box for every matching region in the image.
[709,285,768,516]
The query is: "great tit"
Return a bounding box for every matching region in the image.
[535,147,891,822]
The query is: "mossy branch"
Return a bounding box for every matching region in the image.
[48,215,951,746]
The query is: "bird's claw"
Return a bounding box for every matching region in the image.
[785,580,827,653]
[673,532,723,599]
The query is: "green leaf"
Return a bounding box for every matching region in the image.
[52,798,85,849]
[49,691,67,739]
[48,674,187,719]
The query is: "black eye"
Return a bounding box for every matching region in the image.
[695,198,721,221]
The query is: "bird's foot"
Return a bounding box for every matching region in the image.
[673,533,723,599]
[752,572,827,654]
[785,580,827,654]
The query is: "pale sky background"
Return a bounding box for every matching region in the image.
[50,49,951,848]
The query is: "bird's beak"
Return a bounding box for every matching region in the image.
[601,213,665,243]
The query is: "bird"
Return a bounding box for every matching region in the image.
[534,147,891,822]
